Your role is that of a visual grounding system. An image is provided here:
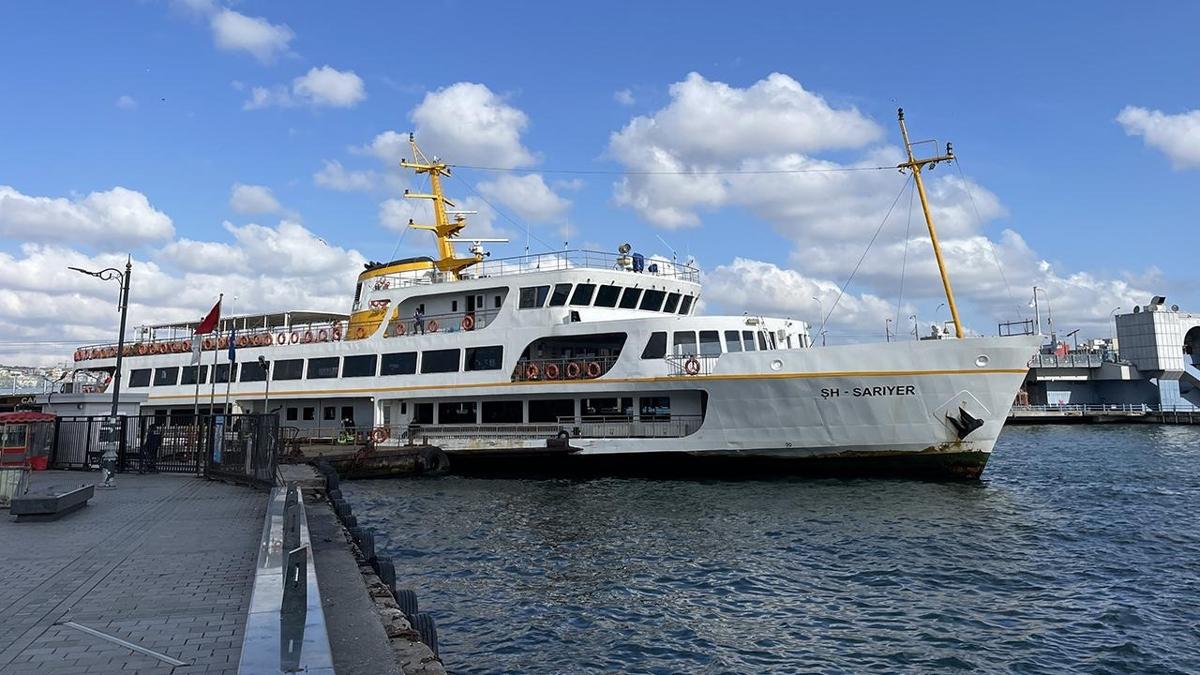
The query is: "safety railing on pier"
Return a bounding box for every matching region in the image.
[1010,404,1199,415]
[1027,353,1107,369]
[512,355,620,382]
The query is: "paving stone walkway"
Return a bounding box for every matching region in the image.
[0,471,266,675]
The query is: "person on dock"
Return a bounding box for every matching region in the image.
[99,445,118,488]
[140,424,162,474]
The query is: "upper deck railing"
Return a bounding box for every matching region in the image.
[368,249,700,290]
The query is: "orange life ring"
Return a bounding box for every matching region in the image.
[333,327,343,341]
[461,315,475,330]
[276,333,286,345]
[202,338,213,350]
[289,332,299,344]
[257,334,268,346]
[109,347,118,358]
[303,330,313,344]
[74,350,82,362]
[137,343,147,355]
[684,357,701,375]
[318,329,328,342]
[427,320,439,333]
[587,361,602,378]
[370,426,390,444]
[394,322,406,336]
[236,336,247,348]
[525,363,539,380]
[355,326,365,339]
[219,337,229,349]
[544,362,560,379]
[566,362,581,379]
[177,341,186,353]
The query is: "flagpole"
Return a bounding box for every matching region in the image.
[192,335,202,424]
[223,327,235,418]
[208,293,223,416]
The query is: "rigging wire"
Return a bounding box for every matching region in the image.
[895,179,916,334]
[954,158,1022,321]
[819,175,913,335]
[449,164,893,176]
[387,171,428,262]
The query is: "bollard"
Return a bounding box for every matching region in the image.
[395,588,419,622]
[375,558,396,594]
[413,612,439,658]
[359,531,376,563]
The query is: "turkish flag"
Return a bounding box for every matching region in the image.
[195,299,221,335]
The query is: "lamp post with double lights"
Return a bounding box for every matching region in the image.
[68,257,132,417]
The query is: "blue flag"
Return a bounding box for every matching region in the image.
[228,327,237,363]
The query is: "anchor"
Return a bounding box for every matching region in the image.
[946,406,984,440]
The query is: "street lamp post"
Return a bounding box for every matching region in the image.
[258,355,271,414]
[69,256,132,417]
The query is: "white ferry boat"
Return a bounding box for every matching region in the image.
[71,113,1038,478]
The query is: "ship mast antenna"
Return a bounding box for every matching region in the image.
[896,108,963,339]
[400,133,482,278]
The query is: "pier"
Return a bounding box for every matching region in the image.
[1009,404,1199,425]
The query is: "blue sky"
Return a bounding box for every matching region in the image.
[1,1,1197,363]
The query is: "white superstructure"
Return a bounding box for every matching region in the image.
[71,125,1039,478]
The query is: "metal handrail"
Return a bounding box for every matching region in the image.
[664,353,721,376]
[382,308,501,338]
[512,355,620,382]
[1010,404,1199,414]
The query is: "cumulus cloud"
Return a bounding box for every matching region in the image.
[313,160,377,192]
[229,183,281,214]
[0,185,174,245]
[244,66,366,110]
[210,8,294,64]
[1116,105,1200,169]
[116,95,137,110]
[478,174,570,224]
[409,82,537,168]
[614,89,635,106]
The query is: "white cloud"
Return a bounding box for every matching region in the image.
[0,185,174,245]
[614,89,635,106]
[210,8,294,64]
[229,183,281,214]
[379,196,510,243]
[409,82,536,168]
[313,160,378,192]
[356,130,410,164]
[378,198,423,232]
[1116,105,1200,169]
[116,95,137,110]
[244,66,366,110]
[478,174,570,224]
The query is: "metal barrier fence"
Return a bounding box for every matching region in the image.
[50,414,278,487]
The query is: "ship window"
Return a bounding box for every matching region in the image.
[323,407,336,421]
[343,354,377,378]
[380,351,417,376]
[153,367,178,387]
[519,286,550,309]
[303,407,315,421]
[413,403,433,425]
[673,331,698,356]
[482,400,523,423]
[641,332,668,359]
[494,295,503,309]
[129,369,151,388]
[180,365,208,385]
[582,397,631,418]
[640,396,671,421]
[724,330,743,352]
[307,357,339,379]
[438,401,477,424]
[742,330,757,352]
[274,359,304,381]
[241,361,268,382]
[452,300,458,312]
[678,295,694,315]
[548,283,572,307]
[594,285,621,307]
[663,292,681,313]
[520,333,627,362]
[570,283,596,306]
[529,399,574,423]
[618,287,642,309]
[341,406,355,423]
[700,331,721,356]
[421,349,460,374]
[286,407,298,421]
[465,346,503,371]
[640,290,666,311]
[757,333,768,350]
[215,363,238,383]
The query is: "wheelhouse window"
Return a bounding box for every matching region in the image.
[519,285,550,309]
[343,354,377,378]
[548,283,572,307]
[482,400,523,423]
[724,330,743,352]
[639,289,666,311]
[673,331,698,356]
[757,333,768,350]
[180,365,208,385]
[699,330,721,356]
[438,401,477,424]
[128,369,151,388]
[381,352,417,376]
[641,331,667,359]
[465,346,503,371]
[570,283,596,306]
[307,357,340,379]
[618,287,643,309]
[663,292,681,313]
[742,330,757,351]
[678,295,694,315]
[529,399,575,423]
[274,359,304,381]
[241,361,268,382]
[421,349,460,374]
[594,285,621,308]
[153,367,178,387]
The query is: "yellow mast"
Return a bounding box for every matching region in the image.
[399,134,482,278]
[897,108,964,339]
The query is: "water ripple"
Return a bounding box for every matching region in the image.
[346,425,1200,674]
